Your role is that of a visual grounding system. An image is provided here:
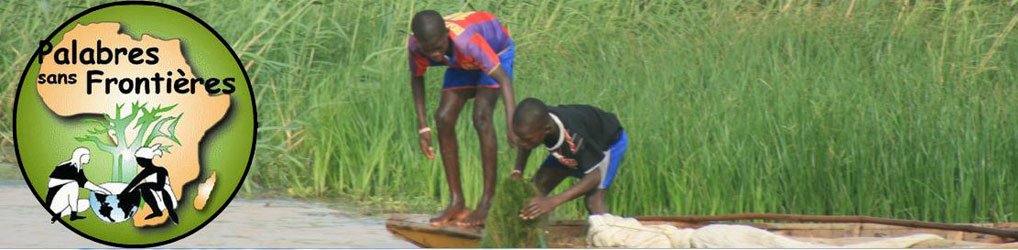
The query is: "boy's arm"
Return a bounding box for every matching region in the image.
[84,181,111,195]
[489,67,518,147]
[512,146,532,179]
[521,169,601,220]
[411,75,435,159]
[122,168,151,194]
[78,170,110,195]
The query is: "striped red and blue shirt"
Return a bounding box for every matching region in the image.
[407,11,513,77]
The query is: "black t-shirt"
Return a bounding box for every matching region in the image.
[46,162,90,211]
[125,157,168,192]
[543,105,623,176]
[49,162,87,187]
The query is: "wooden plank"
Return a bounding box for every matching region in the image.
[385,215,481,248]
[387,226,479,248]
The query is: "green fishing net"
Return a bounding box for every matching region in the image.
[479,178,549,248]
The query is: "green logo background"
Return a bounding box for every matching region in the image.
[14,2,256,247]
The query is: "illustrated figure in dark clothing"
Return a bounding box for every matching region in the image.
[46,147,111,223]
[122,143,179,224]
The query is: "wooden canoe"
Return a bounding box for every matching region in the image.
[385,214,1018,248]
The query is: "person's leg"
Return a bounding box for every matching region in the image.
[160,190,178,223]
[586,131,627,215]
[455,45,515,226]
[51,206,67,223]
[68,185,85,221]
[140,185,163,219]
[49,184,73,223]
[430,88,475,226]
[457,88,500,227]
[584,189,609,215]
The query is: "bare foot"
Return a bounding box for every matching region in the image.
[457,204,490,228]
[430,205,469,227]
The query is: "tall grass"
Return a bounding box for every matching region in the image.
[2,0,1017,223]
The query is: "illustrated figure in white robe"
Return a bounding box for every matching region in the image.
[45,147,111,223]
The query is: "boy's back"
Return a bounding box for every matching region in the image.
[547,104,623,152]
[545,104,623,177]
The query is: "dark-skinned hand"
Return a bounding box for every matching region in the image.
[519,196,557,220]
[418,130,436,159]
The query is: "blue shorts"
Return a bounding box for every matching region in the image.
[443,44,515,91]
[541,130,628,189]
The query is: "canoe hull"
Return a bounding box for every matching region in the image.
[385,214,1018,248]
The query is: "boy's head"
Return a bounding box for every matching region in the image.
[411,10,449,63]
[513,98,553,149]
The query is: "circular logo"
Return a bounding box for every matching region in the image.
[13,1,256,247]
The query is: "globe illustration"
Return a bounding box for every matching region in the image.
[87,183,141,223]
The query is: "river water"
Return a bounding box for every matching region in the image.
[0,182,416,248]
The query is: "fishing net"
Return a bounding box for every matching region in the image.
[479,178,548,248]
